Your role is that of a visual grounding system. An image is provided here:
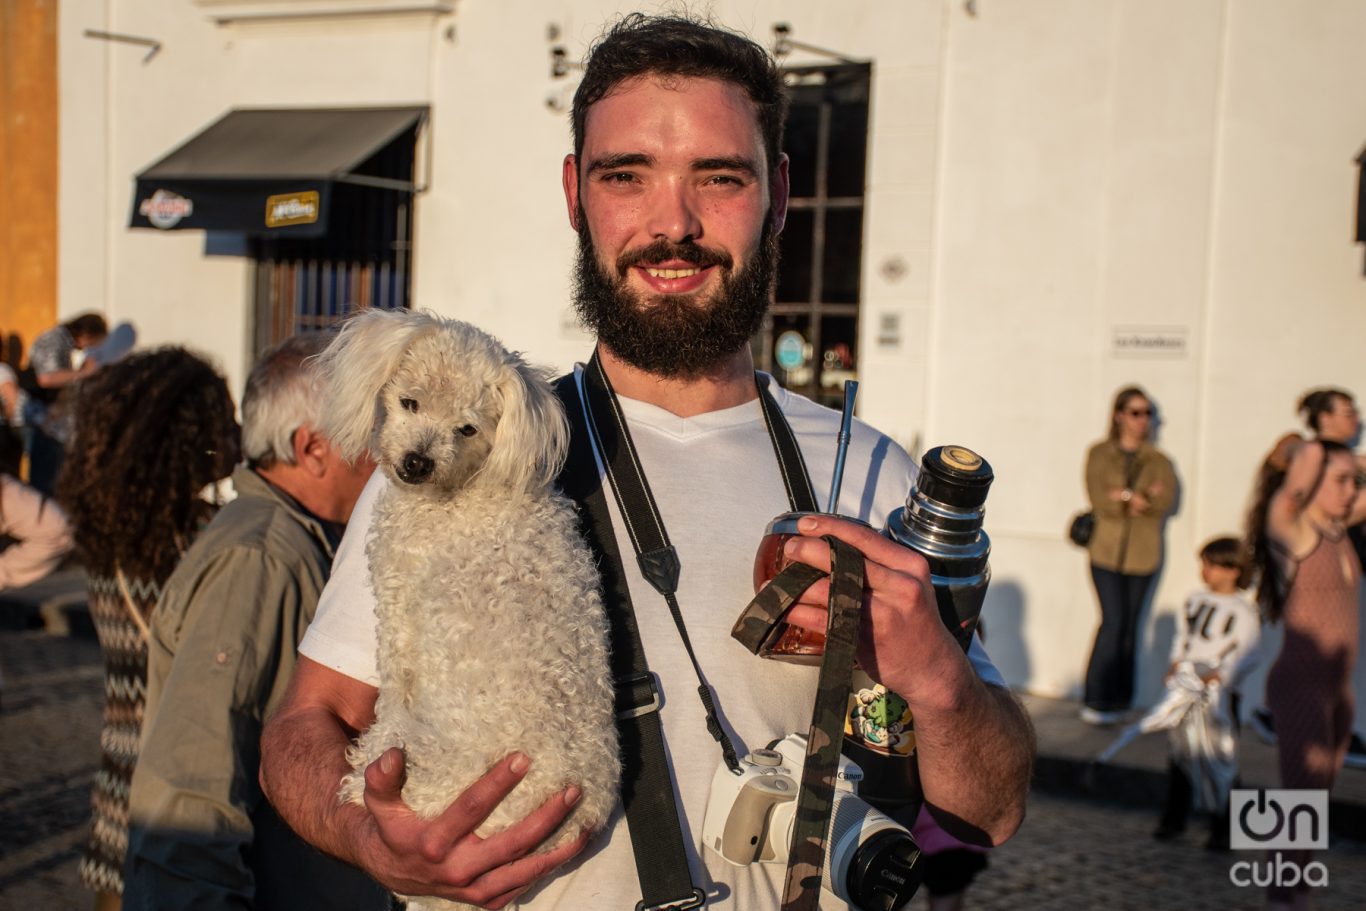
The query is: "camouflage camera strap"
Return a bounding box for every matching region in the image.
[734,539,866,911]
[554,351,818,911]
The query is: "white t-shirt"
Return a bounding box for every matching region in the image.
[301,368,1005,910]
[1168,588,1262,688]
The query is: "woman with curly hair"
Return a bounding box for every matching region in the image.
[1246,435,1366,910]
[57,347,239,909]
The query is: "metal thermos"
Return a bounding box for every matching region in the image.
[843,444,994,810]
[884,445,993,652]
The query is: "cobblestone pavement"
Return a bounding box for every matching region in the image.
[950,792,1366,911]
[0,629,103,911]
[4,626,1365,911]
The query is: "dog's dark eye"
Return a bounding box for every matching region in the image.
[400,398,419,414]
[457,424,477,437]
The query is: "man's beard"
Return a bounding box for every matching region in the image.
[572,208,779,377]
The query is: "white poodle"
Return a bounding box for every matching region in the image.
[318,309,619,911]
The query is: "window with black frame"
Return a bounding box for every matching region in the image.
[756,63,870,409]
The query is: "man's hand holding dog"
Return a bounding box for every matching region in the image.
[259,659,588,910]
[779,514,1033,847]
[358,748,589,909]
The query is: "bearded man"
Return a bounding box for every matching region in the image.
[261,14,1033,911]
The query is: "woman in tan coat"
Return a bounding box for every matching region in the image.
[1081,386,1177,724]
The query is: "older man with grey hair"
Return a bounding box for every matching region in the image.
[123,332,381,911]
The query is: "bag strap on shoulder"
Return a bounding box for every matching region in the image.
[553,372,705,911]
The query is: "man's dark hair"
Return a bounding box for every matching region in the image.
[1297,387,1353,434]
[63,312,108,340]
[1200,535,1250,589]
[571,13,789,171]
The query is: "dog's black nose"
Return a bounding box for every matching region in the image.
[398,452,434,484]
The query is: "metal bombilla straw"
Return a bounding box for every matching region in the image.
[826,380,859,514]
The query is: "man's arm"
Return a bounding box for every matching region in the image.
[778,515,1033,847]
[33,360,94,388]
[259,656,590,908]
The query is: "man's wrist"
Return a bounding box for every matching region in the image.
[345,807,391,878]
[888,637,978,717]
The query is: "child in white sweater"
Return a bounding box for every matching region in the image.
[1153,535,1260,850]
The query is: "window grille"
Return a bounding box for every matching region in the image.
[756,63,870,409]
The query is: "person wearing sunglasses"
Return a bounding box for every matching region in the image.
[1080,385,1177,725]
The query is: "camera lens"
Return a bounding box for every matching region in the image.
[822,790,924,910]
[845,829,923,911]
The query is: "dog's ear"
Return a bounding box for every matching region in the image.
[316,309,437,462]
[481,355,568,495]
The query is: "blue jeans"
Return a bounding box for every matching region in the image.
[26,423,64,497]
[1084,564,1154,711]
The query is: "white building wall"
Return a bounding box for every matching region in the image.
[58,0,112,336]
[1201,0,1366,723]
[931,0,1366,715]
[58,1,1366,711]
[929,0,1229,701]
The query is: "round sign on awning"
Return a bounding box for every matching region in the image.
[775,330,807,370]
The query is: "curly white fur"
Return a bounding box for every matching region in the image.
[319,310,618,911]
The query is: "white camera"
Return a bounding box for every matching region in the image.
[700,733,923,910]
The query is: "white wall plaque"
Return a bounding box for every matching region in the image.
[1111,325,1188,358]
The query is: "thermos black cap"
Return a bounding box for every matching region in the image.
[918,445,994,510]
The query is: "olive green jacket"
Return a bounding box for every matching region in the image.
[123,467,386,911]
[1084,439,1177,575]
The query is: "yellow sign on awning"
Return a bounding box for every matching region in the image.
[265,191,320,228]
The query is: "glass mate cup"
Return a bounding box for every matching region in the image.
[749,380,863,661]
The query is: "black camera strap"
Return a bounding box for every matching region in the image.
[553,350,817,911]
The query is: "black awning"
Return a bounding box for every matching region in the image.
[129,106,427,236]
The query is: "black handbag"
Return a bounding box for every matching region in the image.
[1070,451,1141,548]
[1068,511,1095,547]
